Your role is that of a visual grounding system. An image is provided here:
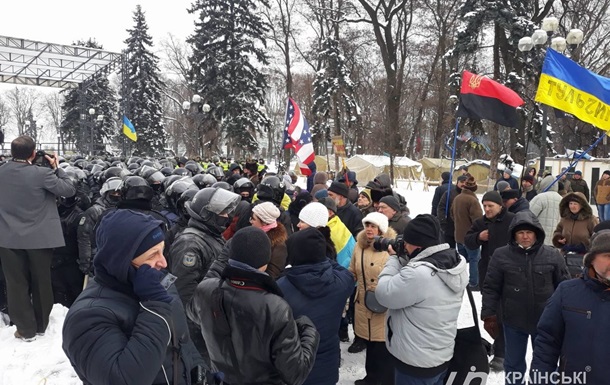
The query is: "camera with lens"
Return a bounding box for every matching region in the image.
[33,150,54,168]
[373,234,406,258]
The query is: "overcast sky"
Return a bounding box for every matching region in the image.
[1,0,196,53]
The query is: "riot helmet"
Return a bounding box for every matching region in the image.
[186,187,241,234]
[257,175,285,205]
[212,181,233,192]
[120,176,154,201]
[172,168,190,177]
[102,166,131,184]
[234,177,255,200]
[207,166,224,181]
[192,174,217,189]
[160,167,173,177]
[100,177,123,204]
[165,179,198,212]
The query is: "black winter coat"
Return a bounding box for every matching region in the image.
[53,203,84,269]
[63,279,203,385]
[188,261,320,385]
[464,208,515,263]
[481,211,570,332]
[337,201,364,238]
[531,269,610,384]
[277,260,355,385]
[431,180,450,217]
[76,197,114,274]
[508,197,531,213]
[437,187,460,243]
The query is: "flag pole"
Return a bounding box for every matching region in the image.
[445,117,461,220]
[542,131,608,192]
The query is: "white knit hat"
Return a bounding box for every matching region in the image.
[362,212,389,234]
[298,202,329,228]
[252,202,280,225]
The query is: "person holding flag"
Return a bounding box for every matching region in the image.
[283,98,315,177]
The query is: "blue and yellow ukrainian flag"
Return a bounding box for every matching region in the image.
[122,116,137,142]
[536,49,610,131]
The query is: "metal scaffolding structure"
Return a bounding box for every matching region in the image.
[0,35,122,89]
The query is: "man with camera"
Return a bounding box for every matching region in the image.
[0,135,76,341]
[376,214,468,385]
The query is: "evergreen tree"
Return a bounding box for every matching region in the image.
[311,37,360,150]
[60,39,118,155]
[122,5,166,156]
[188,0,271,154]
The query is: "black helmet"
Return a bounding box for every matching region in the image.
[212,181,233,192]
[127,163,140,172]
[229,163,242,173]
[207,166,224,181]
[90,164,104,175]
[172,168,190,177]
[100,177,123,197]
[177,189,198,218]
[102,166,131,184]
[140,165,166,185]
[73,159,88,170]
[165,179,198,212]
[185,161,202,175]
[257,176,285,205]
[160,167,173,177]
[178,156,189,166]
[192,174,217,189]
[140,160,155,168]
[120,176,154,201]
[163,175,188,192]
[234,177,254,193]
[186,187,241,233]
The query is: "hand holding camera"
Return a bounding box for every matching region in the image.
[33,150,57,169]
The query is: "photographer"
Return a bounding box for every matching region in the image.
[0,135,76,341]
[376,214,468,385]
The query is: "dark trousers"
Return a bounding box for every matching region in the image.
[51,264,84,308]
[365,341,395,385]
[503,325,537,385]
[479,258,505,358]
[0,248,54,337]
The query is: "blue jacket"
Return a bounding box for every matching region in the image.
[277,259,355,385]
[531,269,610,384]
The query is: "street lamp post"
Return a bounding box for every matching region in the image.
[182,94,211,157]
[88,108,95,156]
[518,17,584,176]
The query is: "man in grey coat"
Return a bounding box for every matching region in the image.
[0,136,76,341]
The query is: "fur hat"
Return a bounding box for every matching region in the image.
[230,227,271,269]
[584,230,610,267]
[482,191,503,206]
[500,189,520,201]
[328,181,349,198]
[318,196,337,213]
[298,202,329,228]
[379,195,401,213]
[286,227,327,266]
[403,214,441,248]
[362,212,389,234]
[463,175,478,192]
[252,201,280,225]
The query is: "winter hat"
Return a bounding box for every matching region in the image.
[230,227,271,269]
[313,171,328,185]
[370,187,393,203]
[292,191,313,211]
[500,189,520,201]
[482,191,503,206]
[379,195,401,213]
[299,202,329,228]
[496,181,511,191]
[402,214,441,248]
[318,196,337,214]
[314,188,329,200]
[362,212,389,234]
[456,175,468,183]
[522,174,535,184]
[584,230,610,267]
[441,172,451,182]
[575,170,583,176]
[286,227,327,266]
[328,181,349,198]
[359,189,372,201]
[463,175,478,192]
[593,221,610,234]
[252,201,280,225]
[134,226,165,258]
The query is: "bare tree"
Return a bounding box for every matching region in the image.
[4,87,40,139]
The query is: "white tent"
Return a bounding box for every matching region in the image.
[345,154,424,184]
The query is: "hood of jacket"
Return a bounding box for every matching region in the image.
[508,210,546,249]
[559,192,593,220]
[356,226,397,249]
[539,175,559,192]
[283,259,338,298]
[409,244,468,293]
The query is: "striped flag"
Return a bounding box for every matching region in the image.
[122,116,137,142]
[283,98,315,175]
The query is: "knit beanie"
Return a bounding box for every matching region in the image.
[299,202,329,228]
[229,227,271,269]
[286,227,327,266]
[359,189,372,201]
[402,214,441,248]
[482,191,503,206]
[362,212,389,234]
[496,181,510,191]
[252,201,280,225]
[134,226,165,258]
[463,175,478,192]
[380,195,401,213]
[522,175,535,184]
[318,196,337,214]
[500,189,519,201]
[584,230,610,267]
[314,188,329,200]
[328,181,349,198]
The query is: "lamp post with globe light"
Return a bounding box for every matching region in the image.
[182,94,212,157]
[518,17,584,175]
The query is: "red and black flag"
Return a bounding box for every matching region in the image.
[456,70,524,128]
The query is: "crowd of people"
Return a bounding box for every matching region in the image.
[0,135,609,385]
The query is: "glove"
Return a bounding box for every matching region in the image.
[483,315,499,339]
[131,265,173,303]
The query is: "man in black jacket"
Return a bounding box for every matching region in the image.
[436,175,468,248]
[431,171,450,216]
[481,211,569,384]
[188,226,320,385]
[500,189,531,214]
[328,181,363,238]
[63,209,203,385]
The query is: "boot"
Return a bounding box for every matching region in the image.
[348,337,367,353]
[489,356,504,372]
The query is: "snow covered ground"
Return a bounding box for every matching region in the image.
[0,181,529,385]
